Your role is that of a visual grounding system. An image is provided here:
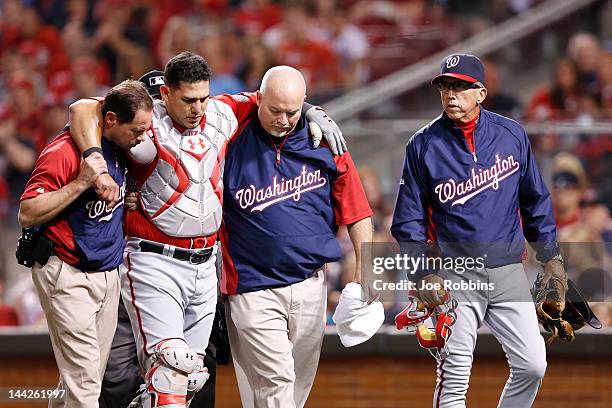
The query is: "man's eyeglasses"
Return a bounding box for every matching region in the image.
[436,81,483,92]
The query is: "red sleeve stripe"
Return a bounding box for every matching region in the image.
[331,152,373,225]
[426,206,437,244]
[213,92,258,126]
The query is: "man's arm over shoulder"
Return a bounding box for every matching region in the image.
[68,98,104,152]
[213,92,258,124]
[68,97,122,207]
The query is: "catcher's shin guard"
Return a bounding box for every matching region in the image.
[138,339,200,408]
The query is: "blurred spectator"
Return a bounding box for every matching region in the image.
[0,224,47,327]
[580,188,612,243]
[559,223,608,284]
[1,0,25,47]
[0,108,37,222]
[157,14,194,66]
[0,49,26,83]
[41,96,69,140]
[121,45,155,80]
[3,268,46,327]
[549,152,609,284]
[157,0,238,65]
[4,5,70,80]
[527,58,580,120]
[575,90,601,125]
[271,3,342,98]
[482,59,522,119]
[530,133,560,184]
[350,1,406,78]
[567,32,602,96]
[197,33,246,95]
[262,2,327,49]
[412,1,462,50]
[599,51,612,118]
[17,40,60,89]
[0,50,46,104]
[236,39,277,90]
[358,167,393,242]
[551,170,584,231]
[0,251,19,326]
[68,56,111,102]
[93,0,150,80]
[550,152,596,234]
[551,151,589,187]
[232,0,282,37]
[0,111,37,185]
[321,3,371,88]
[60,0,97,59]
[142,2,184,59]
[577,267,612,302]
[218,28,250,77]
[36,0,68,28]
[4,72,47,153]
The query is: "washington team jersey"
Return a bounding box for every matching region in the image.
[221,116,372,295]
[21,132,125,271]
[391,108,558,270]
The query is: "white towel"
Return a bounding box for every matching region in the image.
[332,282,385,347]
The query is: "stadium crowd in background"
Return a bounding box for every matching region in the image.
[0,0,610,328]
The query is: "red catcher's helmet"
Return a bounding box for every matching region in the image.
[395,290,457,359]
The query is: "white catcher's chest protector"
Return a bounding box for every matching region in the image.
[139,100,237,237]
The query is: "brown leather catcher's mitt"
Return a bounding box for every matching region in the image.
[532,264,602,345]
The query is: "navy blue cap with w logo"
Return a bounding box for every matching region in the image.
[431,54,485,85]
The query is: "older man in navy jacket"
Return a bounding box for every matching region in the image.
[391,54,567,408]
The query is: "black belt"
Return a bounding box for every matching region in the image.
[139,241,214,264]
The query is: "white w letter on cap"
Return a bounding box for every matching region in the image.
[446,55,460,69]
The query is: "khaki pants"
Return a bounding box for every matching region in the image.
[227,270,326,408]
[32,256,120,408]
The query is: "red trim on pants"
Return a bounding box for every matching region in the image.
[436,359,445,408]
[126,253,150,357]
